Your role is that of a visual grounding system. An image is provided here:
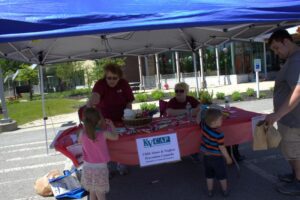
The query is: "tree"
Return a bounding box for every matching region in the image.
[55,62,83,91]
[15,64,38,100]
[0,58,23,77]
[79,61,95,89]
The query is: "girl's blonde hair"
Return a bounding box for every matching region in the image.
[83,107,103,141]
[175,82,189,93]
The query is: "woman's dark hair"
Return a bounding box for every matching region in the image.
[104,63,123,78]
[83,107,102,141]
[268,29,293,45]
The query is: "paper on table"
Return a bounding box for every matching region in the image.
[115,127,127,134]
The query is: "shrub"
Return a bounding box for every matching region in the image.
[188,90,198,98]
[246,88,255,97]
[216,92,225,100]
[140,103,148,111]
[231,91,242,101]
[69,88,91,97]
[259,92,267,99]
[269,86,274,92]
[140,103,158,115]
[7,97,20,104]
[199,90,213,104]
[135,93,148,102]
[168,91,175,97]
[151,90,164,100]
[24,88,91,100]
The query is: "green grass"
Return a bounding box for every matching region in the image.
[2,99,83,125]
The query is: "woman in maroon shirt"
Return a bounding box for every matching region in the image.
[87,63,134,176]
[167,82,200,117]
[87,63,135,122]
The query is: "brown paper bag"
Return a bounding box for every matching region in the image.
[266,125,281,148]
[253,120,268,151]
[34,169,62,197]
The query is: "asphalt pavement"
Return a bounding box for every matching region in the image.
[1,98,300,200]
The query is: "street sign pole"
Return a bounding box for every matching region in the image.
[254,59,261,99]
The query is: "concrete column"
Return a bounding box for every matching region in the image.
[138,56,143,90]
[263,42,267,79]
[215,47,220,86]
[144,56,149,76]
[175,52,180,82]
[198,48,206,89]
[0,67,10,122]
[0,67,17,131]
[192,52,200,98]
[155,54,161,89]
[171,52,176,74]
[230,42,236,74]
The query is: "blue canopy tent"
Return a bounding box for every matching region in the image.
[0,0,300,152]
[1,0,300,64]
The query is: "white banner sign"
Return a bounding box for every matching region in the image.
[254,58,262,72]
[136,133,180,167]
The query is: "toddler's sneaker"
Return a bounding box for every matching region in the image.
[278,173,295,183]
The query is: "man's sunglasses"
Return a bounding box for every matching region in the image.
[106,76,119,80]
[175,89,185,93]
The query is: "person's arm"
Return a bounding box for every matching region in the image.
[189,96,200,116]
[166,107,199,117]
[166,108,186,116]
[87,92,100,107]
[265,85,300,125]
[196,109,202,125]
[191,106,200,116]
[124,79,135,109]
[126,102,133,109]
[167,105,199,117]
[219,145,233,165]
[77,130,83,144]
[87,80,104,107]
[104,119,119,140]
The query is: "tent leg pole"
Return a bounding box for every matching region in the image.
[39,64,48,154]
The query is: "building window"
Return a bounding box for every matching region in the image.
[204,47,217,76]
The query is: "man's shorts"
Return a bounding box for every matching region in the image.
[278,123,300,160]
[203,155,227,180]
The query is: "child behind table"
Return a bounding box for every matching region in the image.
[199,108,232,197]
[79,107,118,200]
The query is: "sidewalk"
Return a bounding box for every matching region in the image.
[204,80,274,95]
[18,81,275,130]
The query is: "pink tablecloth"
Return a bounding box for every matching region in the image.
[107,107,260,165]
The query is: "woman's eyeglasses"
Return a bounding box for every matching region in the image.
[175,89,185,93]
[106,76,119,80]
